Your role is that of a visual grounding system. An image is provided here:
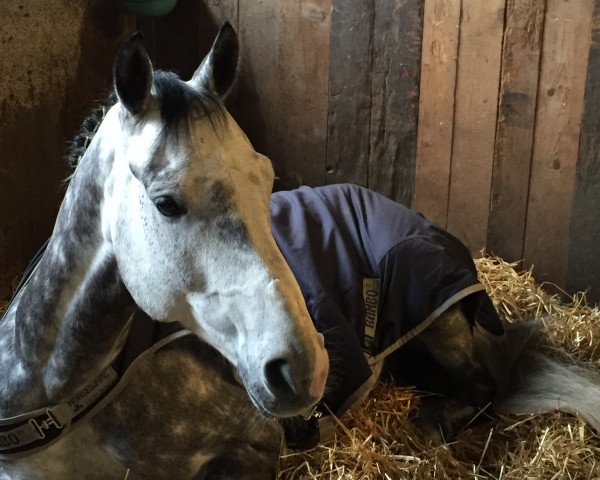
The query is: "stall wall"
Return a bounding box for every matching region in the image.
[0,0,135,300]
[145,0,597,300]
[3,0,600,302]
[413,0,597,298]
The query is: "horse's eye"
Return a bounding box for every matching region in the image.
[154,195,186,217]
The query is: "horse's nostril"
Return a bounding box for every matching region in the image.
[264,358,301,397]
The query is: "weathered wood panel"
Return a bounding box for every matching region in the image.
[567,4,600,302]
[0,0,135,300]
[236,0,332,190]
[523,0,594,286]
[325,0,374,187]
[486,0,545,262]
[367,0,424,206]
[446,0,505,252]
[413,0,461,228]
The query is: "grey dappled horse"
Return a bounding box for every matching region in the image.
[0,25,328,479]
[3,22,600,480]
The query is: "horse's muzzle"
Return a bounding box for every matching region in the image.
[242,335,329,418]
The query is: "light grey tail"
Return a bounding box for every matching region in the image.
[473,318,600,431]
[497,349,600,431]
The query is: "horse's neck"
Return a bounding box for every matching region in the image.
[10,137,135,409]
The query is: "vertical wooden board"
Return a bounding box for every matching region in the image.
[325,0,375,187]
[566,2,600,302]
[446,0,505,252]
[368,0,424,207]
[486,0,546,261]
[413,0,460,227]
[235,0,332,190]
[523,0,593,287]
[137,0,238,79]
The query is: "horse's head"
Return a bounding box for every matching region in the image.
[100,24,328,417]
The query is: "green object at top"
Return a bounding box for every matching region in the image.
[120,0,178,17]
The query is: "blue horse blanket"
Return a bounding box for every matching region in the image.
[269,184,504,447]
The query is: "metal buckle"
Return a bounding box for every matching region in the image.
[302,404,323,421]
[29,410,64,439]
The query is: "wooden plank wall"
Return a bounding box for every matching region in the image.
[523,0,593,286]
[235,0,332,189]
[487,0,545,262]
[0,1,136,301]
[141,0,600,299]
[366,0,423,206]
[567,3,600,299]
[326,0,424,206]
[143,0,423,203]
[446,0,505,252]
[325,0,374,188]
[414,0,598,298]
[413,0,460,227]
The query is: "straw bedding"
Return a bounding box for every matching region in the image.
[278,255,600,479]
[1,255,599,478]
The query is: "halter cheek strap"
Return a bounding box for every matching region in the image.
[0,367,118,457]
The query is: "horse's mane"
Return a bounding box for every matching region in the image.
[67,92,117,171]
[67,71,224,172]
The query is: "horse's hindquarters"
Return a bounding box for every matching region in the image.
[90,335,282,479]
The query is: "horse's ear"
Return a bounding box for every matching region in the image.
[114,33,153,116]
[189,22,239,98]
